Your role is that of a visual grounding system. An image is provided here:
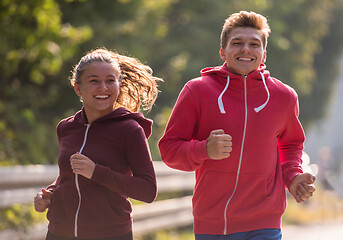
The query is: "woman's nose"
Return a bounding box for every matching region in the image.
[98,81,108,90]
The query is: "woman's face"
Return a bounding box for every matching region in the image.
[74,62,121,123]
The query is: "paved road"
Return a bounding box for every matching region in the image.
[282,220,343,240]
[1,220,343,240]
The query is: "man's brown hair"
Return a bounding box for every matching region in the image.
[221,11,271,49]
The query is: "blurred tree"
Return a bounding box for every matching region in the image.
[0,0,91,164]
[56,0,173,160]
[151,0,342,129]
[136,0,343,159]
[260,0,341,128]
[302,2,343,128]
[1,0,343,164]
[2,0,343,235]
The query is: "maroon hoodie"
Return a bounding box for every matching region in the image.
[46,107,156,239]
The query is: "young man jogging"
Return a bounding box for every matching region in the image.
[159,11,316,240]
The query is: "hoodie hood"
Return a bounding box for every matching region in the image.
[76,107,153,138]
[201,63,271,114]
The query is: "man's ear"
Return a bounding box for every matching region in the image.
[74,83,82,97]
[219,48,226,61]
[262,51,267,64]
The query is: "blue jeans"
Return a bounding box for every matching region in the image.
[195,229,282,240]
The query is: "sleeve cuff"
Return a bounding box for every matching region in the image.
[193,140,209,164]
[284,169,303,189]
[91,163,109,185]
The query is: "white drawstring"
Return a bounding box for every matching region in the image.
[218,72,270,114]
[254,72,270,112]
[74,123,90,238]
[218,75,230,114]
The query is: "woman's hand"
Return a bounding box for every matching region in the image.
[70,153,96,179]
[34,188,53,212]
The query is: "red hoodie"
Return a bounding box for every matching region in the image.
[159,63,304,235]
[46,107,156,239]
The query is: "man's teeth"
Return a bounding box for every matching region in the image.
[95,95,109,99]
[238,57,253,61]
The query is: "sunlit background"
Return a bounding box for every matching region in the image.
[1,0,343,239]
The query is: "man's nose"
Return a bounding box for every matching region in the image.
[241,43,250,52]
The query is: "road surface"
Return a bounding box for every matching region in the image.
[282,220,343,240]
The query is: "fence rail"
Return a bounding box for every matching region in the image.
[0,162,195,239]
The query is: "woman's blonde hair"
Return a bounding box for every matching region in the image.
[70,48,162,112]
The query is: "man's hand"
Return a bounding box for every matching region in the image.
[34,188,53,212]
[70,153,96,179]
[206,129,232,160]
[289,172,316,203]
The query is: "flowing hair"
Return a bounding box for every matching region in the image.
[70,48,162,112]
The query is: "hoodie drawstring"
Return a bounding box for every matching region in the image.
[217,72,270,114]
[254,72,270,113]
[218,75,230,114]
[74,123,90,238]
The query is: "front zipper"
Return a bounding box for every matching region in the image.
[74,123,91,238]
[223,75,248,235]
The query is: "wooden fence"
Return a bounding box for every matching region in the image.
[0,162,195,239]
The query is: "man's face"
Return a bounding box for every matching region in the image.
[220,27,266,75]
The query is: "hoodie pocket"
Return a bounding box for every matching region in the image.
[192,172,236,220]
[192,171,282,221]
[78,188,132,227]
[47,184,78,226]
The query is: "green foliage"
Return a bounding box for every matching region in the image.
[301,2,343,128]
[2,0,343,234]
[137,0,343,160]
[0,0,91,164]
[0,204,46,231]
[1,0,343,165]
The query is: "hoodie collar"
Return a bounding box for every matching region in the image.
[202,63,270,114]
[75,107,152,138]
[201,63,269,85]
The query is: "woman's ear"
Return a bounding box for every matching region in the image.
[74,83,82,97]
